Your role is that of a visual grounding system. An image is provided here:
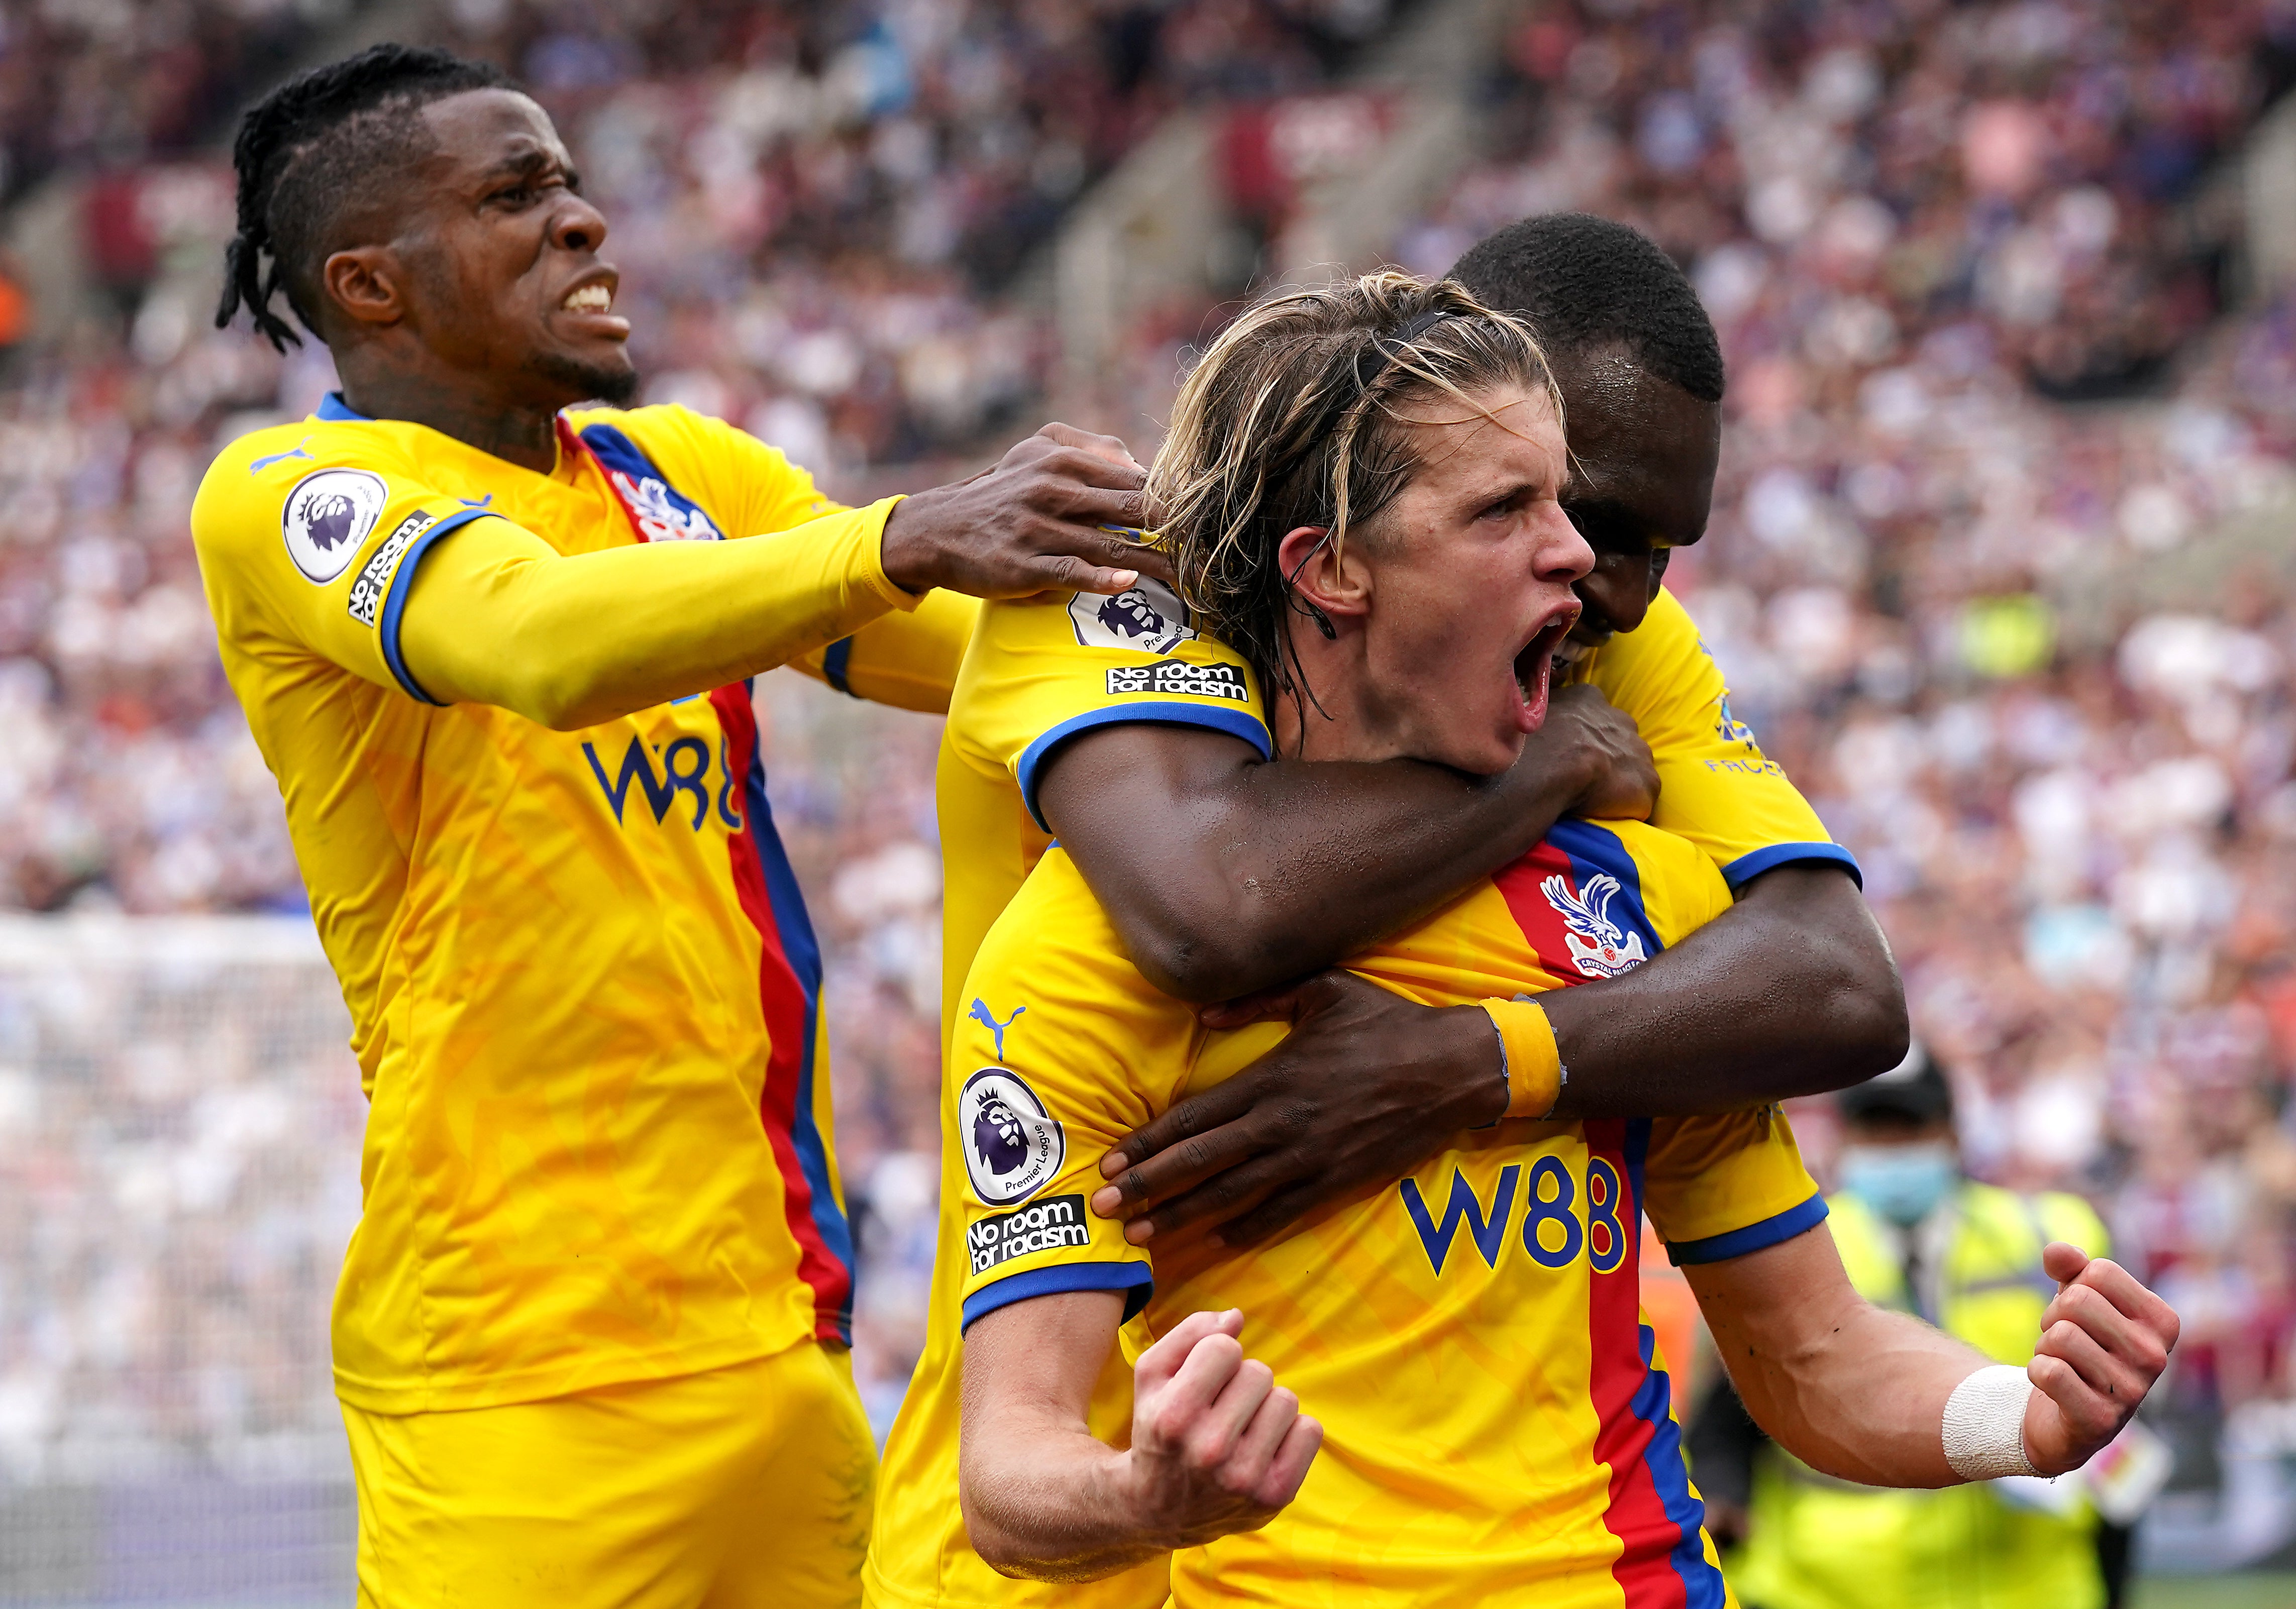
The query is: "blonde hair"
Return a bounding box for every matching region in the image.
[1148,269,1563,707]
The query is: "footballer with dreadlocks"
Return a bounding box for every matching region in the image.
[192,42,1167,1609]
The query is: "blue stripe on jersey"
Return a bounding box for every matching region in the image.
[1546,818,1665,961]
[317,391,370,421]
[1666,1191,1830,1267]
[962,1262,1154,1333]
[1629,1321,1729,1608]
[578,422,723,540]
[822,636,857,696]
[740,701,857,1341]
[1720,840,1863,891]
[1015,702,1272,831]
[1624,1118,1651,1224]
[376,507,503,705]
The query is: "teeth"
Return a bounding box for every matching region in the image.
[562,284,611,313]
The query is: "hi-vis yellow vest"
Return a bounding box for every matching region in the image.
[1728,1183,2109,1609]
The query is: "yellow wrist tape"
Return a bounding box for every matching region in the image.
[1481,997,1563,1121]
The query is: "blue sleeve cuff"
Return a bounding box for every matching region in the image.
[821,636,856,697]
[960,1261,1153,1333]
[1720,841,1862,892]
[377,507,501,706]
[1014,702,1273,832]
[1666,1192,1829,1266]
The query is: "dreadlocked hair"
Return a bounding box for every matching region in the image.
[217,43,509,351]
[1149,270,1562,727]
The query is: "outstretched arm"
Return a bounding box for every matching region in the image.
[1089,863,1904,1249]
[961,1299,1322,1582]
[1685,1226,2177,1487]
[402,424,1157,729]
[1039,681,1656,1003]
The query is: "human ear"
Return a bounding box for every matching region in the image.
[1276,524,1371,633]
[322,246,407,330]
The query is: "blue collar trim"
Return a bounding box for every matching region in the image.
[317,391,372,422]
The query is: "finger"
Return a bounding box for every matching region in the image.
[2040,1281,2137,1359]
[1135,1309,1243,1392]
[2036,1317,2143,1402]
[2070,1256,2182,1342]
[1255,1414,1324,1509]
[1037,444,1147,493]
[1099,1079,1265,1184]
[1038,420,1145,473]
[1127,1153,1303,1247]
[2027,1351,2122,1452]
[1156,1331,1247,1438]
[1220,1383,1301,1493]
[1187,1357,1276,1469]
[1096,1113,1265,1219]
[2042,1241,2091,1288]
[1197,984,1311,1030]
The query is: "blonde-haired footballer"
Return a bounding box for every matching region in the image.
[945,274,2179,1604]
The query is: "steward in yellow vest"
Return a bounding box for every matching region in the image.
[1692,1049,2118,1609]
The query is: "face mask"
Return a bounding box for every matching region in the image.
[1839,1141,1957,1227]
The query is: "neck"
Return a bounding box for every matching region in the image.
[1269,620,1387,763]
[335,347,567,474]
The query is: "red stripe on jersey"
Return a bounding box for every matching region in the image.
[1583,1118,1688,1608]
[1494,840,1588,983]
[711,683,852,1332]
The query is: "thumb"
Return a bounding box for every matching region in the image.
[2041,1241,2090,1289]
[1198,983,1312,1029]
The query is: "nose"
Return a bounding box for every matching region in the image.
[1576,553,1658,636]
[551,191,610,255]
[1534,502,1596,586]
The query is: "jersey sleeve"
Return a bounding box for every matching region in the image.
[1582,589,1861,893]
[191,431,508,703]
[952,584,1272,830]
[1640,1107,1828,1267]
[791,591,980,714]
[948,857,1196,1331]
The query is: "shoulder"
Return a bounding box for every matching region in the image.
[1544,817,1731,937]
[969,853,1184,1036]
[192,419,419,560]
[567,403,787,473]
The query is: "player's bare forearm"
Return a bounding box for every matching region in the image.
[1686,1228,2178,1487]
[961,1291,1155,1581]
[1089,865,1896,1251]
[1040,683,1655,1003]
[1541,864,1907,1118]
[962,1298,1321,1579]
[1688,1227,1978,1487]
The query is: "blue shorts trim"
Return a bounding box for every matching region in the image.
[377,507,500,706]
[821,636,856,697]
[1666,1192,1829,1266]
[961,1261,1154,1333]
[1015,702,1272,831]
[1720,841,1862,892]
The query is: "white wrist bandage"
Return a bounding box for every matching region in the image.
[1942,1364,2041,1479]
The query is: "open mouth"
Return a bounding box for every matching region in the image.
[561,282,613,315]
[1512,610,1580,731]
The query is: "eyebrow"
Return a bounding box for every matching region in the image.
[474,144,565,187]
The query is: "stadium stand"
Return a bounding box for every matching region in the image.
[1,0,2295,1595]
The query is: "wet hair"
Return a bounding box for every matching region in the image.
[1448,213,1725,402]
[216,44,510,351]
[1150,270,1561,721]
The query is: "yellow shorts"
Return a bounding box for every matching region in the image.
[343,1340,875,1608]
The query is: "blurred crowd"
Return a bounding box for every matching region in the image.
[0,0,2292,1520]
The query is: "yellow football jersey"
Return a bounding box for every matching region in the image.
[192,395,971,1414]
[952,819,1822,1606]
[867,583,1852,1607]
[872,583,1267,1607]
